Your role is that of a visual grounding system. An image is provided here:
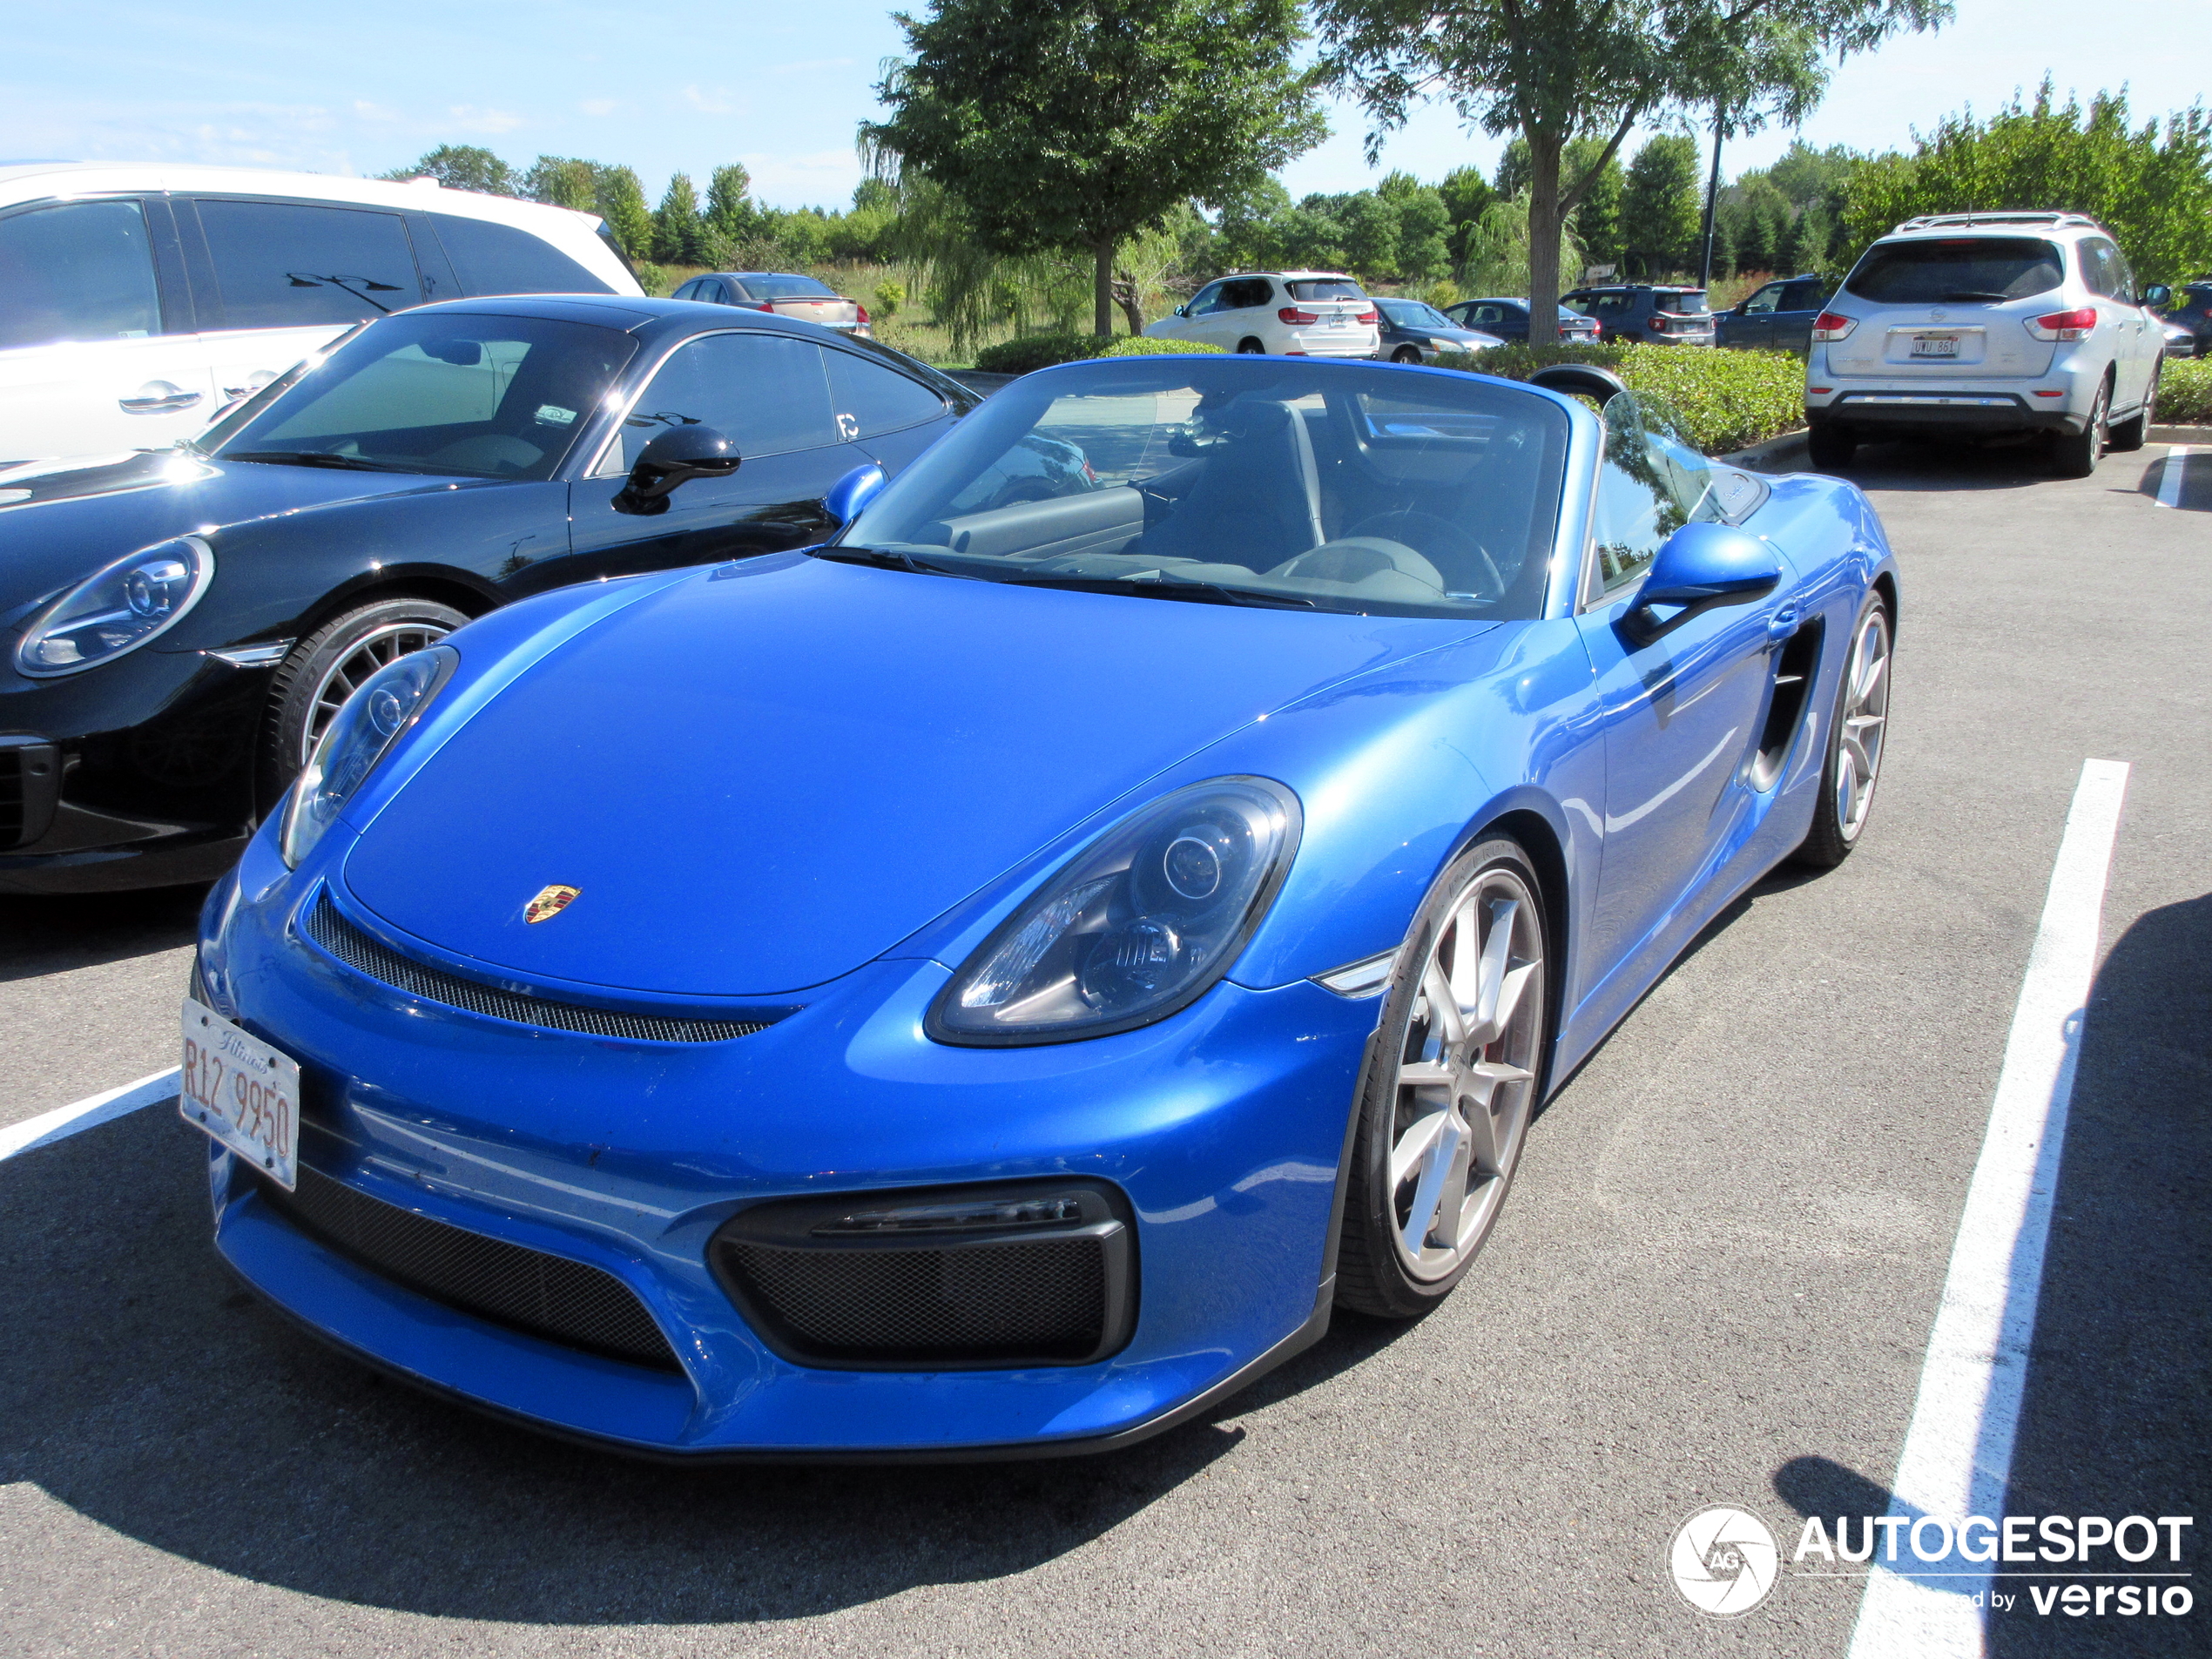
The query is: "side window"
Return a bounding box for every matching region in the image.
[431,213,613,298]
[2078,239,2116,300]
[0,199,164,350]
[671,280,699,300]
[1474,304,1507,325]
[1782,280,1827,311]
[617,333,835,468]
[1743,283,1784,314]
[2109,246,2137,305]
[197,200,422,327]
[825,348,944,440]
[1229,279,1272,310]
[1588,395,1713,598]
[1187,282,1224,316]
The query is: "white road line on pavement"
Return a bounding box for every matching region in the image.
[0,1067,181,1162]
[1844,758,2130,1658]
[2155,445,2193,509]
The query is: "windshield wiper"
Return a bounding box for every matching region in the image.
[991,570,1317,610]
[222,449,415,473]
[806,544,979,579]
[1936,291,2012,303]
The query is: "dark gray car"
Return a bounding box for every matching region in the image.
[1372,297,1503,362]
[1716,275,1831,353]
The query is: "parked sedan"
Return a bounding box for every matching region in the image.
[1372,297,1503,362]
[670,272,872,335]
[1716,275,1831,353]
[0,295,973,893]
[192,353,1898,1460]
[1442,298,1602,347]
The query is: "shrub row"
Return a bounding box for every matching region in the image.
[2159,358,2212,426]
[1433,342,1808,455]
[972,333,1225,374]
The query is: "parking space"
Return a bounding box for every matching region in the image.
[1,442,2203,1656]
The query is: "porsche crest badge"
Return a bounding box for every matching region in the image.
[523,884,582,924]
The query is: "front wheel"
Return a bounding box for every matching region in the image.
[1794,594,1892,869]
[1335,838,1551,1318]
[266,597,468,792]
[1391,345,1422,364]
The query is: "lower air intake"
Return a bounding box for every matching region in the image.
[256,1163,680,1372]
[711,1180,1136,1370]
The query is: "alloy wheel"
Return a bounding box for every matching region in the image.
[1835,604,1891,840]
[297,621,454,765]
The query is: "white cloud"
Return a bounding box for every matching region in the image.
[579,98,618,118]
[446,105,524,135]
[351,100,401,123]
[679,85,739,116]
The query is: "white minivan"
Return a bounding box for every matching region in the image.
[0,163,640,463]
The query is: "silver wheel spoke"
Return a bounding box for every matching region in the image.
[1391,1107,1451,1190]
[1399,1112,1464,1253]
[1421,960,1467,1047]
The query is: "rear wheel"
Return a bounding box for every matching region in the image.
[1236,337,1265,354]
[2050,380,2109,476]
[1794,594,1892,869]
[2108,361,2158,453]
[1336,838,1550,1318]
[266,597,467,795]
[1808,425,1857,471]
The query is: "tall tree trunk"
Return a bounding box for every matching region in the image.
[1526,130,1565,341]
[1111,268,1146,336]
[1094,238,1116,337]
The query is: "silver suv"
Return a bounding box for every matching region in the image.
[1804,212,2166,476]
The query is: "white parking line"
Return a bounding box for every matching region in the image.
[0,1067,180,1162]
[1844,758,2130,1656]
[2155,445,2193,509]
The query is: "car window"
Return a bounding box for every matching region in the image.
[1185,282,1224,317]
[431,214,613,298]
[1782,280,1827,311]
[741,274,837,300]
[1845,237,2065,304]
[1743,283,1785,315]
[1473,304,1508,325]
[1283,278,1364,302]
[196,199,424,327]
[826,346,943,440]
[1660,290,1710,315]
[619,332,836,467]
[1580,292,1634,315]
[0,199,164,351]
[671,280,699,300]
[1231,278,1277,309]
[208,312,635,480]
[1589,394,1715,597]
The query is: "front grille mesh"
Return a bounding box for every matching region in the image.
[304,894,771,1043]
[722,1235,1109,1365]
[258,1163,680,1371]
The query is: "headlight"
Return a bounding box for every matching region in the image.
[14,536,214,677]
[280,644,457,867]
[930,778,1300,1045]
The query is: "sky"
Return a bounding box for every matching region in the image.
[3,1,2205,211]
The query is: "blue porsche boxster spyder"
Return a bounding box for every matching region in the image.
[191,354,1897,1458]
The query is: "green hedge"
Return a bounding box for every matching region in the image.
[2160,358,2212,425]
[1433,342,1806,455]
[972,332,1224,374]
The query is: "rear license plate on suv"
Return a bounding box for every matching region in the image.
[1912,334,1960,357]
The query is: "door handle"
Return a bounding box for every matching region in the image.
[1767,603,1800,642]
[119,381,204,414]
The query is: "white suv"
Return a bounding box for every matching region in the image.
[1145,271,1380,358]
[1804,212,2165,476]
[0,163,640,463]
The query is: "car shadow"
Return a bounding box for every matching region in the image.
[1764,891,2212,1654]
[0,883,207,986]
[0,1101,1417,1624]
[1830,438,2055,492]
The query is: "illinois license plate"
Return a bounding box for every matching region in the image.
[1912,334,1959,356]
[181,998,300,1189]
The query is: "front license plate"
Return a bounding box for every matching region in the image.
[181,998,300,1189]
[1912,334,1959,356]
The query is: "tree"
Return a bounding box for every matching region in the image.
[864,0,1326,335]
[1312,0,1949,334]
[383,145,516,195]
[595,165,654,260]
[1565,136,1626,269]
[651,172,705,266]
[705,164,760,248]
[523,155,599,210]
[1379,172,1453,280]
[1622,134,1703,275]
[1439,165,1497,266]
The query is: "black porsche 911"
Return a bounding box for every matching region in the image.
[0,294,977,893]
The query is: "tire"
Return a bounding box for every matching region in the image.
[2049,379,2109,477]
[1807,426,1857,472]
[1236,337,1265,354]
[2107,360,2159,453]
[265,597,468,796]
[1794,593,1892,869]
[1391,346,1423,364]
[1335,837,1552,1318]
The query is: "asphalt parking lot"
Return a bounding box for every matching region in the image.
[1,439,2204,1658]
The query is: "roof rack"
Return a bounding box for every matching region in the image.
[1893,210,2103,233]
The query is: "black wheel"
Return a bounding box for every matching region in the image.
[1335,837,1551,1318]
[1794,593,1892,869]
[2049,379,2109,477]
[1391,345,1422,364]
[1808,425,1857,471]
[2107,361,2158,453]
[1236,337,1265,354]
[265,597,468,795]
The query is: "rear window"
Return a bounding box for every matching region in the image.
[738,274,837,300]
[1845,238,2065,304]
[1656,290,1709,315]
[1285,279,1366,301]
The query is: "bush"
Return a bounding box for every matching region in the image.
[973,333,1107,374]
[1433,341,1804,454]
[1095,336,1225,357]
[2160,357,2212,425]
[873,280,906,320]
[631,260,671,297]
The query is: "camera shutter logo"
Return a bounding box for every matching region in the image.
[1669,1506,1779,1615]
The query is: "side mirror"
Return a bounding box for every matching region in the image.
[614,424,740,515]
[1175,303,1190,317]
[823,461,887,527]
[1623,523,1781,643]
[2142,284,2172,309]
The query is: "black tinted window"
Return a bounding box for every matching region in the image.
[1284,278,1363,301]
[198,200,422,327]
[1782,280,1827,310]
[0,200,163,349]
[432,214,611,297]
[1225,278,1275,308]
[1659,290,1709,315]
[1846,238,2064,303]
[621,332,835,466]
[738,274,835,300]
[826,347,943,440]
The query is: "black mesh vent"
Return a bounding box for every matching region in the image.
[304,893,772,1043]
[0,745,20,847]
[257,1163,681,1372]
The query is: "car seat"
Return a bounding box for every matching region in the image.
[1138,396,1325,570]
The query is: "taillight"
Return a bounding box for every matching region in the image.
[1811,311,1858,342]
[1278,307,1319,325]
[2026,306,2098,342]
[1354,307,1379,325]
[1649,316,1670,333]
[856,305,870,326]
[745,300,773,312]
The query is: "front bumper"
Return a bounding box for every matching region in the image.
[195,844,1377,1458]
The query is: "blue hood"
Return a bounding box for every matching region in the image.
[341,555,1478,997]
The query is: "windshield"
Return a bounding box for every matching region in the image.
[741,275,838,300]
[1285,279,1366,302]
[1380,300,1452,328]
[206,313,636,480]
[838,358,1570,619]
[1845,238,2065,303]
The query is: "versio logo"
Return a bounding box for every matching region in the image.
[1671,1506,1780,1615]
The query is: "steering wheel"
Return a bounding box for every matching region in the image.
[1268,536,1445,592]
[1345,509,1504,600]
